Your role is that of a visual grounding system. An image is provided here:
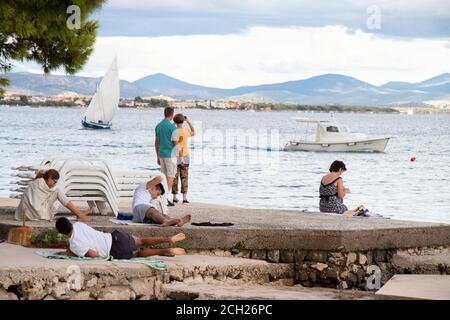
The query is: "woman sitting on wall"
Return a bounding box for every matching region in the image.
[319,160,365,216]
[15,169,92,221]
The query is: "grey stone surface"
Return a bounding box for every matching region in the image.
[1,199,450,251]
[374,250,387,262]
[267,250,280,263]
[376,275,450,300]
[391,252,450,274]
[0,243,294,300]
[163,282,377,300]
[280,251,294,263]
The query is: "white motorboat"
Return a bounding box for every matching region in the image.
[285,116,391,152]
[82,57,120,129]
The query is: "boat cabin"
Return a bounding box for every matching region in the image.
[294,118,363,143]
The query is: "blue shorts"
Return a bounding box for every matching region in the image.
[109,230,137,259]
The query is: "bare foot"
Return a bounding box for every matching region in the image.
[169,233,186,243]
[176,214,191,227]
[161,218,180,227]
[167,248,186,255]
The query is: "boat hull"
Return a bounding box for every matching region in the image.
[81,118,112,129]
[285,137,390,153]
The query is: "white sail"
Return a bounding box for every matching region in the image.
[85,57,120,124]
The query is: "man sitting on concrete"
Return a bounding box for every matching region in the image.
[55,217,186,259]
[132,176,191,227]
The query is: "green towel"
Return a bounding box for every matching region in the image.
[36,250,167,270]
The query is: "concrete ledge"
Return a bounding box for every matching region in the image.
[2,199,450,293]
[1,199,450,251]
[0,243,294,300]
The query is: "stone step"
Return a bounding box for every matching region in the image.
[391,252,450,274]
[0,243,294,300]
[162,282,376,300]
[164,254,294,284]
[376,275,450,300]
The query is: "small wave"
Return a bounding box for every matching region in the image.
[242,146,283,152]
[274,184,305,188]
[102,144,145,149]
[300,195,317,199]
[192,145,283,152]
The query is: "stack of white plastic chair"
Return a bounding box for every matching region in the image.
[10,157,167,216]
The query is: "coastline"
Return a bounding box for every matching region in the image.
[3,103,450,114]
[0,103,400,113]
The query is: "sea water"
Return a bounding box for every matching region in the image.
[0,106,449,223]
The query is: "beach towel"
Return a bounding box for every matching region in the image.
[117,213,133,221]
[35,250,167,270]
[303,210,388,219]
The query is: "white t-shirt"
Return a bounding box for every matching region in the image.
[69,222,112,257]
[132,182,153,209]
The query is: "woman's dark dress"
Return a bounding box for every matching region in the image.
[319,177,348,214]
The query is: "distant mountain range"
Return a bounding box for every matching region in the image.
[4,71,450,106]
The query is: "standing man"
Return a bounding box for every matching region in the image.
[155,107,178,206]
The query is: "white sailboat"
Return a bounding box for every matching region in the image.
[82,57,120,129]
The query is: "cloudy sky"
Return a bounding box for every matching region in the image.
[15,0,450,87]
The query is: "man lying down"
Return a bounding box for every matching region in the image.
[55,217,186,259]
[132,176,191,227]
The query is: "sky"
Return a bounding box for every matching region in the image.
[14,0,450,88]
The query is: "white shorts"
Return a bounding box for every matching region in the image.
[160,157,177,178]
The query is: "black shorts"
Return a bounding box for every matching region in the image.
[109,230,137,259]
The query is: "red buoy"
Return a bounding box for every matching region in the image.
[410,156,416,162]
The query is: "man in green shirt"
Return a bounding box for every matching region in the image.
[155,107,178,206]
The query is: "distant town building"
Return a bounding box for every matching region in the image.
[30,96,47,103]
[210,99,238,109]
[119,99,135,107]
[2,93,22,101]
[172,100,204,109]
[143,95,175,102]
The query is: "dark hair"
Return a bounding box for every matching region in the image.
[42,169,60,180]
[329,160,347,172]
[55,217,73,235]
[155,183,165,196]
[164,107,174,118]
[173,113,185,124]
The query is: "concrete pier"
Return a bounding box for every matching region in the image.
[1,199,449,252]
[0,198,449,299]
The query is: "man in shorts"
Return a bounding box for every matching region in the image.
[55,217,186,259]
[132,175,191,227]
[155,106,178,206]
